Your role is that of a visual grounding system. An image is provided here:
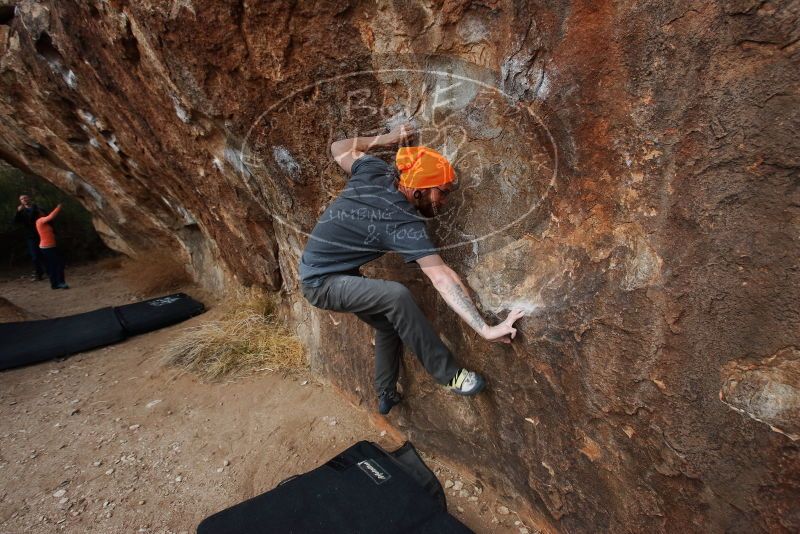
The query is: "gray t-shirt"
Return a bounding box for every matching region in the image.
[298,155,437,287]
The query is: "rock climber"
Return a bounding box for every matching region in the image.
[299,125,524,415]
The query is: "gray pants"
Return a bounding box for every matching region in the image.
[300,274,460,396]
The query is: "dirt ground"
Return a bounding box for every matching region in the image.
[0,260,538,534]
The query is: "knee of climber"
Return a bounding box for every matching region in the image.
[384,281,414,304]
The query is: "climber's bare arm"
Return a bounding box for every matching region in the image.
[331,124,414,174]
[417,254,525,344]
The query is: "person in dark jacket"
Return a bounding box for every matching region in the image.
[13,194,46,280]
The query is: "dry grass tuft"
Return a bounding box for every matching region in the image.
[117,250,191,296]
[162,291,305,380]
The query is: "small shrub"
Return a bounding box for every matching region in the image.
[162,292,305,380]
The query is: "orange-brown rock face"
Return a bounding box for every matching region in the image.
[1,1,798,531]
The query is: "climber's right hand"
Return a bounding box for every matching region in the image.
[481,308,525,344]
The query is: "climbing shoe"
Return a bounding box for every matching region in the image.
[378,389,402,415]
[445,368,486,396]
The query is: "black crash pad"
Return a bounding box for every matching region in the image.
[0,293,205,371]
[198,440,473,534]
[114,292,205,336]
[0,307,125,370]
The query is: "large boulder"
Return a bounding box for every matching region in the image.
[1,1,797,531]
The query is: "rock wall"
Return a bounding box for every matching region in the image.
[1,0,798,531]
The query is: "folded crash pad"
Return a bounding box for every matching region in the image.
[0,307,125,370]
[198,440,473,534]
[114,292,205,336]
[0,293,205,371]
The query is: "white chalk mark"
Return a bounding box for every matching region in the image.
[63,70,77,89]
[106,134,120,153]
[272,146,301,181]
[77,109,97,126]
[174,105,189,123]
[432,80,463,111]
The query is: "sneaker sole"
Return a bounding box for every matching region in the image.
[449,376,486,397]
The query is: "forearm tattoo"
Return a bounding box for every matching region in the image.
[441,281,486,333]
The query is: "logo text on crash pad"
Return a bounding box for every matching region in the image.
[357,459,391,485]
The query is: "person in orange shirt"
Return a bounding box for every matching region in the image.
[35,204,69,289]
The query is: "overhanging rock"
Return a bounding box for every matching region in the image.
[0,1,798,531]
